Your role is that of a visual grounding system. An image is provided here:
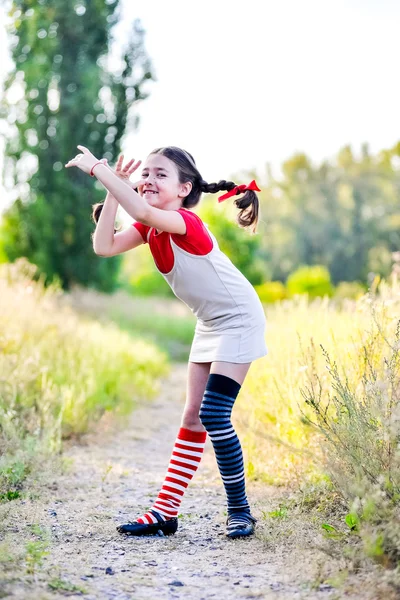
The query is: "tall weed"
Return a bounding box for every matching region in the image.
[301,282,400,566]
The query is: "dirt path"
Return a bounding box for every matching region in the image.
[1,365,393,600]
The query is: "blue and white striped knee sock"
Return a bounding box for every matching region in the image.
[199,373,250,515]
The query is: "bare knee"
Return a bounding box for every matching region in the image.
[181,409,205,432]
[211,361,251,386]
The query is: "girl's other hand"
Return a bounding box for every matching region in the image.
[115,154,142,188]
[65,146,146,196]
[65,145,100,174]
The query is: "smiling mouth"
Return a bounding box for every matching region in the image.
[143,190,158,194]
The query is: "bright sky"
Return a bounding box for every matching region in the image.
[120,0,400,180]
[1,0,400,209]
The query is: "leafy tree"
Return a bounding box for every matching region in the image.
[258,142,400,285]
[0,0,153,290]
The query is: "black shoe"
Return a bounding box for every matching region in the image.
[226,512,257,539]
[117,509,178,537]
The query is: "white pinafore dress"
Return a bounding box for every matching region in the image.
[133,208,267,364]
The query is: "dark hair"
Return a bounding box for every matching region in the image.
[151,146,259,232]
[92,146,259,232]
[91,200,122,234]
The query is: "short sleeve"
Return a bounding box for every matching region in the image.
[132,221,150,244]
[171,209,213,255]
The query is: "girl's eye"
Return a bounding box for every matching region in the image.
[158,173,166,177]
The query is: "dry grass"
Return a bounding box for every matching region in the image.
[0,259,168,500]
[237,295,372,485]
[237,275,400,577]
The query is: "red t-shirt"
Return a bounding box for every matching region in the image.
[132,208,213,274]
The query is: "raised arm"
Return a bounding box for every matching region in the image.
[92,192,145,257]
[65,146,186,235]
[92,162,186,235]
[92,191,118,255]
[91,156,145,256]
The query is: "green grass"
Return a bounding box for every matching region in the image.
[48,578,86,594]
[0,259,169,499]
[109,307,195,361]
[66,287,196,361]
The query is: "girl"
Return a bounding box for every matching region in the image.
[65,145,267,539]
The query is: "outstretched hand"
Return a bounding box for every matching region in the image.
[65,145,100,174]
[65,145,146,196]
[65,147,142,186]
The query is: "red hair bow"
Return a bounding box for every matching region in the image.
[218,179,261,202]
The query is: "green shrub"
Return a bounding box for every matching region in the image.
[129,270,173,297]
[254,281,287,303]
[286,265,334,298]
[334,281,366,301]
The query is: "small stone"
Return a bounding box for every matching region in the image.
[270,582,283,591]
[105,567,115,575]
[319,584,334,592]
[169,580,184,587]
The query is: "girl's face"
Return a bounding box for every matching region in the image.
[138,154,192,209]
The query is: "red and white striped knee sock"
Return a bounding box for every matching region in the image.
[137,427,207,524]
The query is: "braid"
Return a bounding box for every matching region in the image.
[199,179,259,233]
[199,180,236,195]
